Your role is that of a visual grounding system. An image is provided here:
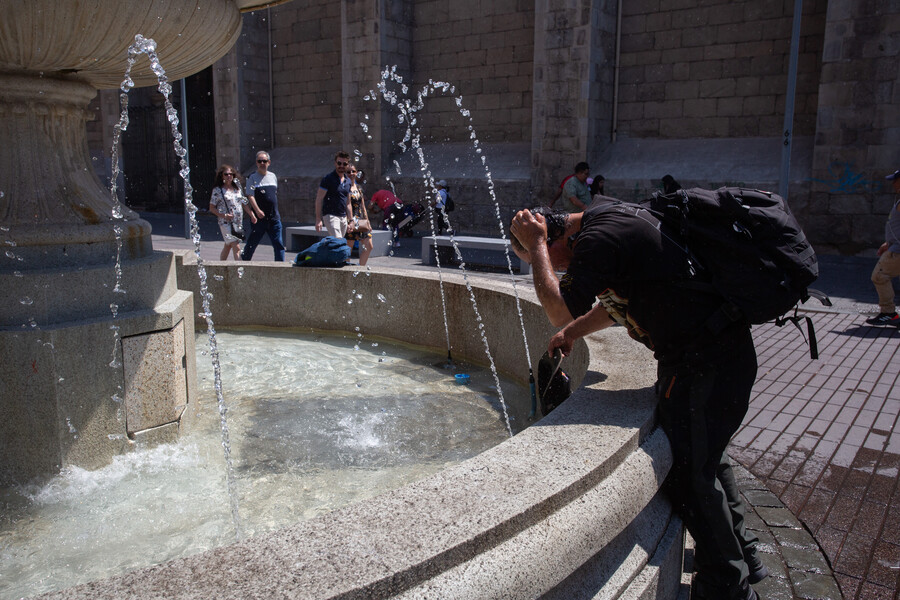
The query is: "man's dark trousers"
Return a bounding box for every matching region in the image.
[657,326,758,598]
[241,217,285,262]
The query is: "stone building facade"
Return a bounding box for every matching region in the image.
[91,0,899,254]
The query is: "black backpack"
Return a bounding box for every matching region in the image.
[444,193,455,212]
[640,187,829,358]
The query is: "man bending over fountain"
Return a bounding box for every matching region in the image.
[510,205,768,600]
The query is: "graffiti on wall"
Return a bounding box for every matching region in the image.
[808,162,888,194]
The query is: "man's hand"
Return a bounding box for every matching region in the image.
[548,329,575,357]
[878,242,889,257]
[510,209,548,252]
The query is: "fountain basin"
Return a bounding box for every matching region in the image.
[36,253,680,599]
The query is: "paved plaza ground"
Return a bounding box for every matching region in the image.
[148,211,899,600]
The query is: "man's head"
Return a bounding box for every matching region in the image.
[888,169,900,194]
[255,151,270,173]
[574,162,590,183]
[334,151,351,176]
[510,207,577,270]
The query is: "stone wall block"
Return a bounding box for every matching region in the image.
[699,78,737,98]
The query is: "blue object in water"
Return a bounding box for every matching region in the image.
[455,373,470,385]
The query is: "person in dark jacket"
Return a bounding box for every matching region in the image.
[510,204,768,600]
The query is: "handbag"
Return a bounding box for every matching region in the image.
[230,221,245,241]
[354,218,372,234]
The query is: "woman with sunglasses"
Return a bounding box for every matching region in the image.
[345,167,373,265]
[208,164,248,260]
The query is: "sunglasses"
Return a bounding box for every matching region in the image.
[336,161,349,166]
[223,172,235,176]
[257,159,269,164]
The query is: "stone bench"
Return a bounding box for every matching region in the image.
[284,225,394,257]
[421,235,531,274]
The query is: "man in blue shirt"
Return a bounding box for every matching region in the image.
[241,150,285,261]
[315,151,353,238]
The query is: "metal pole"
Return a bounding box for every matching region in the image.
[611,0,622,143]
[180,78,191,239]
[779,0,803,201]
[268,7,275,149]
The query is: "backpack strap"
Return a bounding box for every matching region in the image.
[775,307,819,360]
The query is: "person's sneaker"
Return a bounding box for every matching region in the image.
[746,554,770,584]
[865,312,900,326]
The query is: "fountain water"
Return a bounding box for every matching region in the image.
[0,329,531,598]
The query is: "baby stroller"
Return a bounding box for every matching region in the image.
[389,201,426,238]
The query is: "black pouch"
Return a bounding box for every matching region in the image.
[537,348,571,415]
[230,222,244,240]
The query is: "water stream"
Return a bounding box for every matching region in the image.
[367,66,538,431]
[113,34,244,537]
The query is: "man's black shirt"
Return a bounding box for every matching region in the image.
[559,202,729,360]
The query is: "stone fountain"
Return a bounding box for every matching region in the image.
[0,0,282,483]
[0,2,685,596]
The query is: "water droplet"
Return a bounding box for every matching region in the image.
[377,293,386,303]
[214,274,224,281]
[237,267,244,278]
[19,296,32,305]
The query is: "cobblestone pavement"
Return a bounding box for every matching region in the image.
[730,311,900,600]
[149,213,897,600]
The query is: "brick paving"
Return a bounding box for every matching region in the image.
[731,311,900,600]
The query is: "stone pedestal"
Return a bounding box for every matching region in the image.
[0,253,197,484]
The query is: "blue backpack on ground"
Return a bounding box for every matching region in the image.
[293,236,350,267]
